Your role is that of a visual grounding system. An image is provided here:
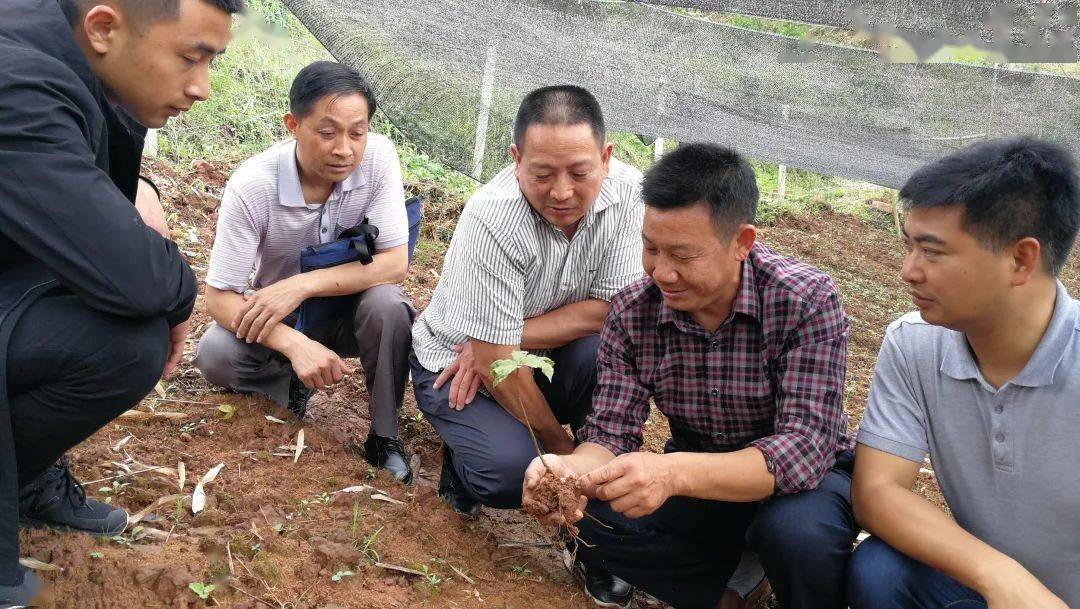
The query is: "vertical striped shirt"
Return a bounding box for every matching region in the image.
[412,158,645,372]
[206,134,408,293]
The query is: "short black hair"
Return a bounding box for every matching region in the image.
[60,0,245,27]
[901,137,1080,275]
[289,61,377,121]
[642,143,760,236]
[513,85,605,151]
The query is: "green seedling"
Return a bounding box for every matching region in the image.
[358,526,382,562]
[187,582,215,600]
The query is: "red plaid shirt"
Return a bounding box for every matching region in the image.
[579,243,855,495]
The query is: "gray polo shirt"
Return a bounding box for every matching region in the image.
[859,281,1080,605]
[206,134,408,293]
[412,158,645,371]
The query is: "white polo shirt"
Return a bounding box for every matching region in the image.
[206,133,408,293]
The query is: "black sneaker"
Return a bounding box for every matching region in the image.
[0,567,42,608]
[18,458,128,537]
[287,374,314,420]
[567,553,634,609]
[363,433,413,484]
[437,445,481,518]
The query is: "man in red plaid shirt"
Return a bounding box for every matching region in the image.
[524,143,857,609]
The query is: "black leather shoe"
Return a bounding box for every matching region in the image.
[437,446,481,518]
[0,568,42,608]
[18,458,128,537]
[364,433,413,484]
[287,374,313,420]
[571,557,634,609]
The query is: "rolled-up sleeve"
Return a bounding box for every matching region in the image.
[577,310,652,455]
[749,279,849,495]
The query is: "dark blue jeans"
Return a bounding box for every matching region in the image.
[848,536,986,609]
[410,335,599,509]
[575,450,857,609]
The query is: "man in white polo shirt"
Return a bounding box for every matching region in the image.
[848,137,1079,608]
[410,86,644,535]
[195,62,414,482]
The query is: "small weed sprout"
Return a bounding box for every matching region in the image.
[187,582,215,600]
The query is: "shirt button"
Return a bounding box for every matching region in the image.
[710,340,720,350]
[710,388,720,397]
[994,405,1003,414]
[321,227,328,234]
[995,433,1005,443]
[713,431,726,440]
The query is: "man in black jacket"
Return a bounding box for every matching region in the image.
[0,0,240,604]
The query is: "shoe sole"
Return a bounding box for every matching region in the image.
[18,515,127,538]
[563,550,633,609]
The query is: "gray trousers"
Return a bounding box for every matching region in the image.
[194,284,415,437]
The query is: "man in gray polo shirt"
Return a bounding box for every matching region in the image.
[195,62,414,482]
[410,86,644,522]
[848,137,1079,608]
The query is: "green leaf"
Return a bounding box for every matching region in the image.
[217,404,236,421]
[489,351,556,386]
[489,359,520,386]
[188,582,215,600]
[89,552,103,559]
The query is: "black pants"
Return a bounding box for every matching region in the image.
[410,335,599,509]
[576,450,857,609]
[1,294,167,581]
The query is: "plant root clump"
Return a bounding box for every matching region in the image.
[522,470,584,534]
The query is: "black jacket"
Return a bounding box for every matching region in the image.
[0,0,197,580]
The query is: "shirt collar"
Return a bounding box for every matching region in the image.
[276,140,367,208]
[942,280,1077,388]
[656,244,763,334]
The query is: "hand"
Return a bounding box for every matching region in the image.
[163,320,190,377]
[284,336,355,390]
[233,276,311,344]
[983,564,1069,609]
[135,179,169,239]
[523,454,588,528]
[581,452,677,519]
[434,343,481,410]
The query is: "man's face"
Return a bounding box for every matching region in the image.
[900,206,1016,331]
[511,123,612,234]
[88,0,232,128]
[642,203,753,317]
[285,94,370,187]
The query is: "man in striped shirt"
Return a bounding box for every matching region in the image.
[524,144,857,609]
[195,62,414,482]
[410,86,644,519]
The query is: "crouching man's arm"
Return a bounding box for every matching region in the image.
[469,338,576,455]
[852,446,1066,608]
[205,285,353,390]
[231,245,407,344]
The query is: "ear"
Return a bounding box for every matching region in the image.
[599,141,614,168]
[1009,237,1043,287]
[732,224,757,261]
[509,143,522,164]
[283,112,299,136]
[83,5,124,55]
